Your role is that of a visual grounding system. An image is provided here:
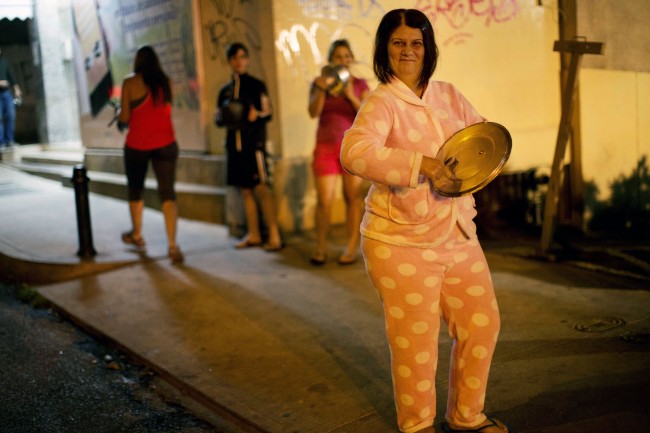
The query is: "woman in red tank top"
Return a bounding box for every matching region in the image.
[117,45,183,264]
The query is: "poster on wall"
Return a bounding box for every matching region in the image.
[72,0,113,117]
[73,0,198,117]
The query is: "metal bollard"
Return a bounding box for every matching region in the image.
[71,165,97,258]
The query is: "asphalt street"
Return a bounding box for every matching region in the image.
[0,282,220,433]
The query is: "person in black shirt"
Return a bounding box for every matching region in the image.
[215,42,282,251]
[0,48,22,148]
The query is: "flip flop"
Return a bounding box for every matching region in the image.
[337,253,358,265]
[264,242,284,252]
[310,252,327,266]
[442,418,511,433]
[235,238,262,249]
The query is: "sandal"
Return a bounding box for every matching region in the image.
[122,231,146,249]
[443,418,511,433]
[310,252,327,266]
[264,242,284,252]
[337,253,358,265]
[168,245,184,264]
[235,238,263,249]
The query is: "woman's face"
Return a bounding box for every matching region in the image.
[388,24,424,87]
[330,46,354,67]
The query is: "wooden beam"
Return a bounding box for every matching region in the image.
[553,40,604,55]
[539,37,604,255]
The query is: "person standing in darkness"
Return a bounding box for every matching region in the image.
[0,48,22,148]
[215,42,283,252]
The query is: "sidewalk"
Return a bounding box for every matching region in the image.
[1,163,649,433]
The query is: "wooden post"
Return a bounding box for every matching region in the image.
[539,39,603,255]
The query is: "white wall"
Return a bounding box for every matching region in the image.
[270,0,561,170]
[580,69,650,201]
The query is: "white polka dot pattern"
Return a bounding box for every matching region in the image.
[405,293,424,305]
[398,263,417,276]
[375,147,391,160]
[415,351,430,364]
[375,120,388,135]
[435,109,449,119]
[407,129,422,143]
[386,170,401,184]
[360,100,374,113]
[395,336,410,349]
[398,365,412,377]
[389,306,405,319]
[341,78,496,429]
[351,158,367,174]
[375,245,392,259]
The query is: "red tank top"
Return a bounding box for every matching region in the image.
[125,92,175,150]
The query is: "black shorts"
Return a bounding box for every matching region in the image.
[124,142,178,201]
[226,147,269,189]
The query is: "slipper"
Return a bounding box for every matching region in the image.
[122,231,146,249]
[310,253,327,266]
[168,245,184,264]
[442,418,510,433]
[337,253,358,265]
[235,238,262,249]
[264,242,284,252]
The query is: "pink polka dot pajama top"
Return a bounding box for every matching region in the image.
[340,78,501,433]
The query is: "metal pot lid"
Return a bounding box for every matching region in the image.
[432,121,512,197]
[321,64,350,94]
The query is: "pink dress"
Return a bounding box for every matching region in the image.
[312,77,369,176]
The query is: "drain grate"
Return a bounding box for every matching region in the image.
[620,329,650,344]
[574,317,626,333]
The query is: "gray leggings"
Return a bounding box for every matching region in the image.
[124,142,178,202]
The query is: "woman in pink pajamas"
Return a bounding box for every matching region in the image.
[340,9,510,433]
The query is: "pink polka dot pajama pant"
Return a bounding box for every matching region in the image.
[361,230,500,433]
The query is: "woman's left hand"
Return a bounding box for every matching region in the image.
[420,156,453,181]
[343,76,355,100]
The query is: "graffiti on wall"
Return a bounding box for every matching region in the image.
[277,0,520,80]
[296,0,385,20]
[204,0,264,71]
[417,0,520,28]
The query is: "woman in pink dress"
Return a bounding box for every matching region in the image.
[308,39,370,265]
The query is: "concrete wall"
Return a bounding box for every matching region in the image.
[33,0,80,145]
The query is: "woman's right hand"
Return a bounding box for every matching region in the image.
[314,75,334,92]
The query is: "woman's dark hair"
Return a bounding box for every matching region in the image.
[373,9,438,89]
[134,45,171,104]
[327,39,353,63]
[226,42,249,59]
